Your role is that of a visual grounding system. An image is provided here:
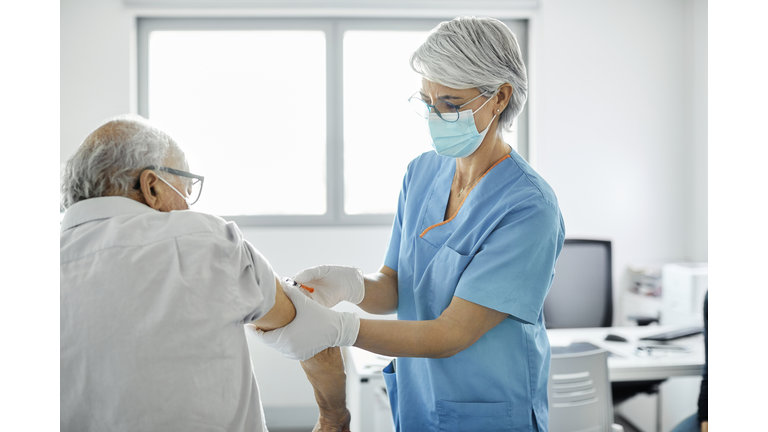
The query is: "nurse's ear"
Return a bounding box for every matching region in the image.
[492,83,513,114]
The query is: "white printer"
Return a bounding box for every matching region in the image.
[660,262,708,327]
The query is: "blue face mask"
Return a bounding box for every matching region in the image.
[428,94,497,158]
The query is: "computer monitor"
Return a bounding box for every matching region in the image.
[544,239,613,329]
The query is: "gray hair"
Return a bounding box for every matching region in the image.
[410,16,528,132]
[60,114,186,209]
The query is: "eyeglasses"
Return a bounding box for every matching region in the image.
[408,91,491,123]
[132,165,205,206]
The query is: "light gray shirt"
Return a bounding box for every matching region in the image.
[60,197,277,432]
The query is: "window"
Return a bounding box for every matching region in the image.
[138,18,528,225]
[146,28,327,217]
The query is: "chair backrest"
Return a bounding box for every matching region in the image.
[548,349,614,432]
[544,239,612,328]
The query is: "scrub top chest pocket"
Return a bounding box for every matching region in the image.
[415,241,472,319]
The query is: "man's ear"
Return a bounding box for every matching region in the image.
[139,169,163,210]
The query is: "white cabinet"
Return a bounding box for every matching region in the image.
[343,347,395,432]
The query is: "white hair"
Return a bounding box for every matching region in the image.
[60,114,186,209]
[410,16,528,132]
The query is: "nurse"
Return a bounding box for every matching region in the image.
[262,16,564,432]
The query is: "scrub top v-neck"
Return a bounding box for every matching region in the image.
[382,149,565,432]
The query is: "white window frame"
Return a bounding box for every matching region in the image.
[137,16,529,226]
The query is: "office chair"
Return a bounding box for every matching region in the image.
[543,239,663,407]
[544,239,613,329]
[548,348,617,432]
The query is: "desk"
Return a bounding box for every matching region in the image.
[547,326,705,382]
[344,325,704,432]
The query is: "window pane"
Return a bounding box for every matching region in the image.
[148,30,326,216]
[343,31,432,215]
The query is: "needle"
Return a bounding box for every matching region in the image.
[282,277,314,293]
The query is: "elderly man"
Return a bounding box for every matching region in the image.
[60,115,355,432]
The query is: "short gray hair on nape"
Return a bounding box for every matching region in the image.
[410,16,528,132]
[60,114,186,209]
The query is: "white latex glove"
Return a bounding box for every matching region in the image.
[250,285,360,361]
[293,265,365,308]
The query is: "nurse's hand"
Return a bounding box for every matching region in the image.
[293,265,365,308]
[249,285,360,361]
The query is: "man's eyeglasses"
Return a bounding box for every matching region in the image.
[133,166,205,206]
[407,91,490,123]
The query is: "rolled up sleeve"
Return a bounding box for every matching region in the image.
[222,220,277,323]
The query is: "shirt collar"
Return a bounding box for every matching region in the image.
[60,196,157,233]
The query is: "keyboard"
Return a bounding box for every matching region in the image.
[639,326,703,341]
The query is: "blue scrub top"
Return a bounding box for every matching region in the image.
[382,149,565,432]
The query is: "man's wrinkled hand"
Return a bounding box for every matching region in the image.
[302,348,351,432]
[311,409,351,432]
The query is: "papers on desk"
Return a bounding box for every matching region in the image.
[634,344,691,357]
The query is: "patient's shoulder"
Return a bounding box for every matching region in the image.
[165,210,244,242]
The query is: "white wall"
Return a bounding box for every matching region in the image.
[687,0,708,263]
[61,0,707,427]
[61,0,134,158]
[534,0,707,324]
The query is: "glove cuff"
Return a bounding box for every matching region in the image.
[337,312,361,347]
[350,267,366,305]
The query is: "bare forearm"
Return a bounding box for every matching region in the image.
[354,296,509,359]
[353,318,463,358]
[357,267,398,315]
[300,348,349,424]
[252,277,296,331]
